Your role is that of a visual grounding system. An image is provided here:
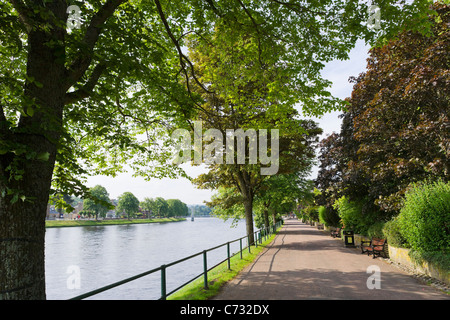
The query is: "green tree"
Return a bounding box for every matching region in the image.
[0,0,437,300]
[117,192,140,220]
[140,197,153,218]
[166,199,188,217]
[154,197,169,218]
[82,185,111,220]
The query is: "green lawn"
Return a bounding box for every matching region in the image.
[45,217,185,228]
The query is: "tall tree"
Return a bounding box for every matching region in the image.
[166,199,188,217]
[343,3,449,213]
[154,197,169,218]
[116,192,140,220]
[0,0,436,299]
[82,185,111,220]
[140,197,154,218]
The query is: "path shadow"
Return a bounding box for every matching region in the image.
[217,268,448,300]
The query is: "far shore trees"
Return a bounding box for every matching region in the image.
[82,185,112,220]
[117,192,140,220]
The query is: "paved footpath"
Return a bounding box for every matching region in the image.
[214,219,449,300]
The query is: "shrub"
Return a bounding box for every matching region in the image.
[302,205,319,222]
[318,206,340,227]
[333,196,386,235]
[383,217,409,248]
[397,179,450,253]
[333,197,364,234]
[367,221,385,239]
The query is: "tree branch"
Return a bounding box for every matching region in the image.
[65,0,126,90]
[64,63,107,105]
[154,0,213,94]
[10,0,33,32]
[236,0,264,66]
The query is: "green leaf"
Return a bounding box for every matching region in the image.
[37,152,50,161]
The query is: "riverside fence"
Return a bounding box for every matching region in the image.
[69,220,283,300]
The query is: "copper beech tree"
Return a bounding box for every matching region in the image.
[316,3,449,216]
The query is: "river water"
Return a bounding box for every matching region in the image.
[45,217,249,300]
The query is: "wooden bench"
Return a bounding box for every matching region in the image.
[330,228,341,238]
[361,238,387,258]
[317,224,324,230]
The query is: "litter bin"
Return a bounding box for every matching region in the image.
[343,230,355,247]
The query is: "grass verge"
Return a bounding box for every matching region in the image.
[45,217,186,228]
[168,226,282,300]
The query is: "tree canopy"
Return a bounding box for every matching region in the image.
[82,184,112,220]
[316,3,449,216]
[116,191,140,219]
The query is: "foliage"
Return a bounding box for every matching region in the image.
[318,206,340,227]
[397,179,450,253]
[45,217,184,228]
[166,199,189,217]
[82,185,112,220]
[366,221,385,239]
[188,21,324,242]
[342,4,449,213]
[140,197,155,216]
[302,205,319,222]
[383,217,410,248]
[332,196,386,235]
[316,4,449,218]
[408,250,450,275]
[208,186,245,226]
[116,192,140,220]
[189,204,212,217]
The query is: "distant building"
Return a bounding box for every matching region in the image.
[46,205,58,220]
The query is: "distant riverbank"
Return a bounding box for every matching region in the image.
[45,217,186,228]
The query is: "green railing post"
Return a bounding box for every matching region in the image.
[254,232,258,248]
[227,242,231,270]
[247,235,251,253]
[203,250,208,289]
[161,265,166,300]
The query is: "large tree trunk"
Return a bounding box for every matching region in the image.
[235,169,255,245]
[0,3,66,299]
[243,197,255,245]
[263,209,270,228]
[0,152,56,300]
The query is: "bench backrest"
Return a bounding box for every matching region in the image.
[372,238,386,250]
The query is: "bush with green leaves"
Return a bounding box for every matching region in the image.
[397,180,450,253]
[333,196,383,235]
[367,221,385,239]
[302,205,319,222]
[383,217,409,248]
[318,206,340,227]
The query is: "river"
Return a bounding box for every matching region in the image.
[45,217,249,300]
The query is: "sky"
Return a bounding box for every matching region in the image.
[86,40,370,205]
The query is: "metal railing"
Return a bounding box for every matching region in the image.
[69,220,283,300]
